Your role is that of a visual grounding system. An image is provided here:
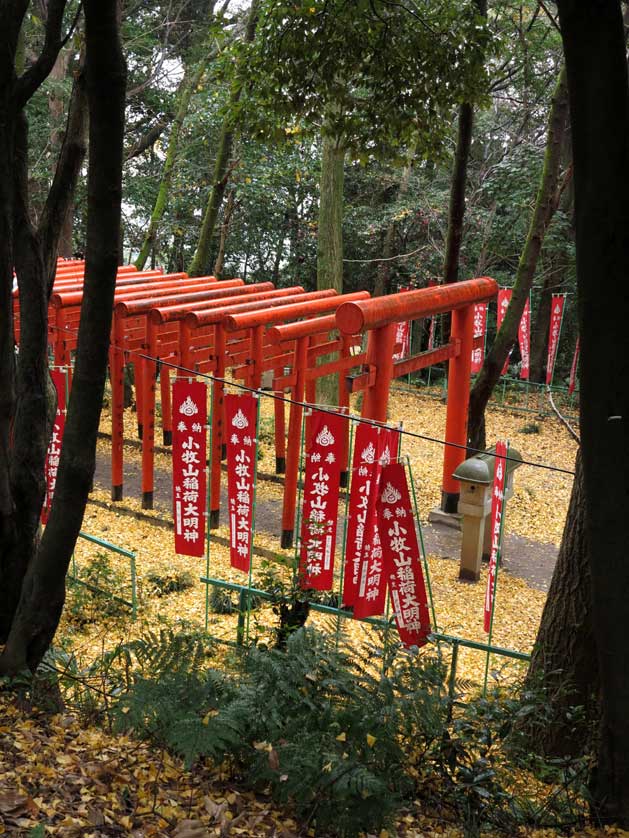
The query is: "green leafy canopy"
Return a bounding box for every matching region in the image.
[239,0,492,160]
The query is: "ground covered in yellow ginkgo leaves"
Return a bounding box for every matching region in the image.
[1,384,587,837]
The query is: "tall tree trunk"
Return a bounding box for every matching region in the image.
[526,452,598,756]
[48,48,73,254]
[0,0,126,675]
[556,0,629,823]
[213,186,235,277]
[135,59,206,270]
[467,66,569,451]
[373,154,414,297]
[316,133,345,294]
[188,0,259,277]
[440,0,486,342]
[315,132,344,404]
[443,99,474,287]
[40,57,88,290]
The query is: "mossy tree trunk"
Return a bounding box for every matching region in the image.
[135,59,207,270]
[188,0,259,277]
[315,132,345,405]
[467,66,569,451]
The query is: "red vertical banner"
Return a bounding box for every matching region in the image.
[393,321,410,361]
[298,409,345,590]
[351,427,399,618]
[426,279,437,351]
[518,296,531,380]
[42,368,67,524]
[483,441,508,633]
[546,294,566,385]
[497,288,512,375]
[427,316,435,351]
[471,302,488,374]
[342,423,381,607]
[568,338,580,395]
[172,380,207,557]
[225,394,258,573]
[376,462,431,648]
[393,286,411,361]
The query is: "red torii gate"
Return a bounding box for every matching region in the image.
[133,284,306,506]
[267,277,498,544]
[334,276,498,511]
[181,289,338,525]
[110,279,254,499]
[225,291,369,543]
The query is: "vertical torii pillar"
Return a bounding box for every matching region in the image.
[335,277,498,514]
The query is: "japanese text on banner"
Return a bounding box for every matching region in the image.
[484,441,508,633]
[352,427,399,619]
[497,288,512,375]
[569,338,580,395]
[42,369,67,524]
[376,462,431,648]
[471,302,488,374]
[225,394,258,573]
[343,424,383,606]
[172,381,207,558]
[546,294,566,385]
[518,297,531,380]
[298,410,346,591]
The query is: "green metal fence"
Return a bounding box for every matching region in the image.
[68,531,138,619]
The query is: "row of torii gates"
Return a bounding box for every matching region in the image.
[14,260,498,547]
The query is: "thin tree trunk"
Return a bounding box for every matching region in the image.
[213,187,235,277]
[0,0,126,675]
[188,0,259,277]
[49,48,73,254]
[373,154,414,297]
[40,57,88,291]
[135,60,206,270]
[556,0,629,823]
[1,3,87,639]
[468,66,569,451]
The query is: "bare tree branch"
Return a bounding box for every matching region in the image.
[14,0,83,109]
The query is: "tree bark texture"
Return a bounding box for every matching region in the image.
[556,0,629,824]
[0,0,126,675]
[188,0,259,277]
[316,133,345,294]
[188,118,237,276]
[373,154,414,297]
[135,59,206,270]
[527,453,598,756]
[315,133,345,405]
[467,66,568,451]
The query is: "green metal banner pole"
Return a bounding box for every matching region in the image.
[483,440,510,697]
[245,393,261,644]
[336,412,354,647]
[204,381,214,632]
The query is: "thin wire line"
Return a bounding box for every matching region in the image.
[48,322,576,477]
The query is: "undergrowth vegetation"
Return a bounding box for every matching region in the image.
[24,627,591,838]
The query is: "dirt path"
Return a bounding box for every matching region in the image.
[94,446,558,593]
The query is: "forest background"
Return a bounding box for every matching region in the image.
[25,0,576,389]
